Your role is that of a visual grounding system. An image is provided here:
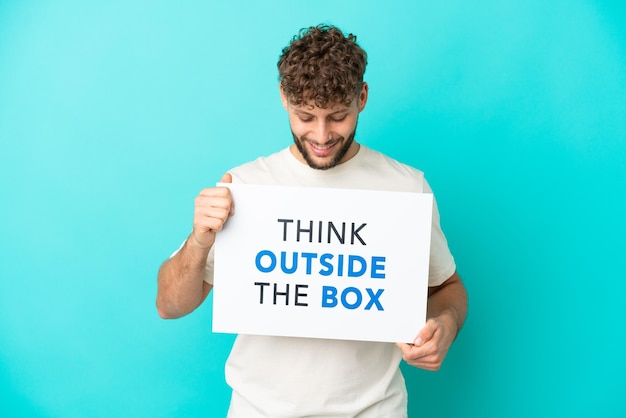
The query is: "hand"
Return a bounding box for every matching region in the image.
[396,315,457,371]
[189,173,234,250]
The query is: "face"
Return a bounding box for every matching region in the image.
[281,84,368,170]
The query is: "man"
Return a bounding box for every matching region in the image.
[157,24,468,417]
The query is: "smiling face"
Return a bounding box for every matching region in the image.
[282,83,368,170]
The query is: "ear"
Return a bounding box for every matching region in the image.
[279,84,289,111]
[358,82,369,112]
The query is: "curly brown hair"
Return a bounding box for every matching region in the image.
[278,24,368,108]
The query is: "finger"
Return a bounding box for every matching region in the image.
[398,347,440,369]
[195,206,231,227]
[396,342,411,354]
[198,186,231,198]
[397,341,426,358]
[414,320,437,346]
[201,173,234,215]
[219,173,235,215]
[195,195,232,211]
[199,217,228,233]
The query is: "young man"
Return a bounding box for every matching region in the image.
[157,24,468,417]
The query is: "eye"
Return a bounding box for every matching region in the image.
[298,116,313,123]
[330,115,347,122]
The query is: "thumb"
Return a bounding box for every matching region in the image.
[414,321,436,346]
[220,173,235,216]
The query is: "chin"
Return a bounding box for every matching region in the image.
[292,132,356,170]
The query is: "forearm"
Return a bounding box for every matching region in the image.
[156,175,232,318]
[156,237,212,319]
[427,271,468,340]
[397,271,468,370]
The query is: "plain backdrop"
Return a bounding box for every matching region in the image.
[1,1,625,417]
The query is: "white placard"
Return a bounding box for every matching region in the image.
[212,183,433,343]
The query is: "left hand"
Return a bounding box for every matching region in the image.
[396,315,457,371]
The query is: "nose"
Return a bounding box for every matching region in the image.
[313,120,332,144]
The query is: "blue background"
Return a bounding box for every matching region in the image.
[1,1,625,417]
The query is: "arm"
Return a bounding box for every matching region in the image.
[396,270,468,371]
[156,173,234,319]
[156,241,214,319]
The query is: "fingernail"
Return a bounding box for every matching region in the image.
[414,337,423,346]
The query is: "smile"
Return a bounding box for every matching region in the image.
[309,141,337,157]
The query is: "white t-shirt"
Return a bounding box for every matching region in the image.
[203,145,456,417]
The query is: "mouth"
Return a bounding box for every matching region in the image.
[308,141,338,158]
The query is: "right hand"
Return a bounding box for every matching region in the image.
[189,173,234,250]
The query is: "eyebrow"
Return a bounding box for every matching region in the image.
[294,108,349,117]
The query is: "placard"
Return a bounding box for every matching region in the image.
[212,183,433,343]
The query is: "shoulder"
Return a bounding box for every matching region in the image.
[228,148,290,184]
[358,146,426,192]
[360,146,423,175]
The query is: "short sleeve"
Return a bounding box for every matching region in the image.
[424,180,456,286]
